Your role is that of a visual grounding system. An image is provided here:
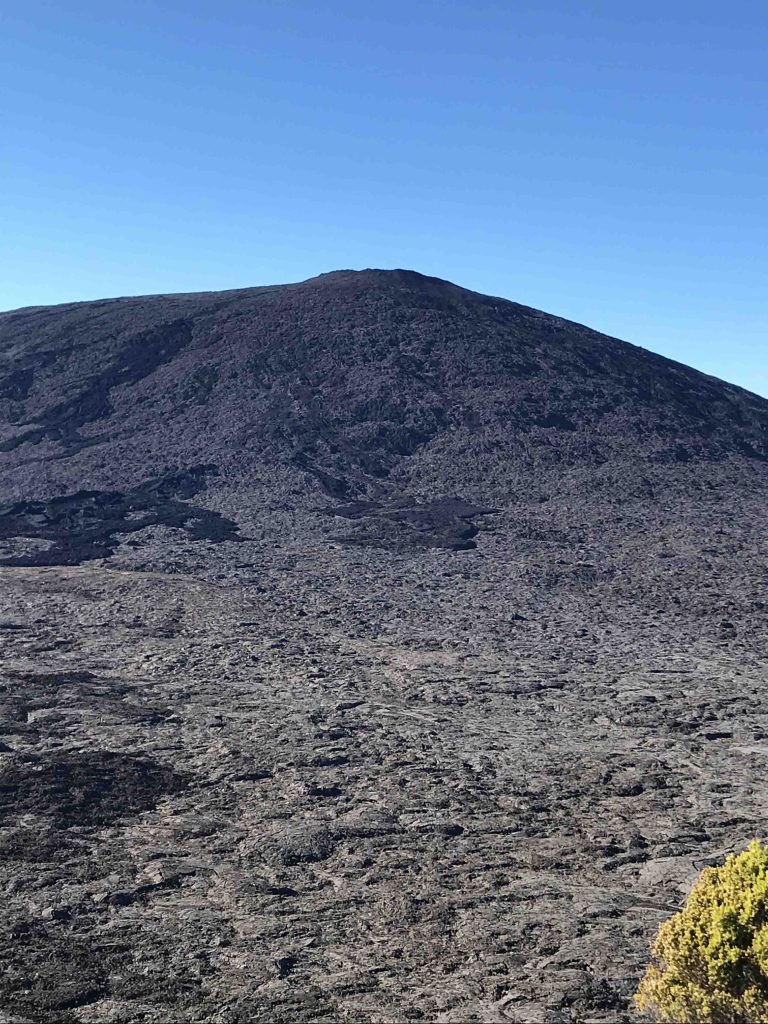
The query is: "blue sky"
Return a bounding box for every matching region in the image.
[2,1,766,395]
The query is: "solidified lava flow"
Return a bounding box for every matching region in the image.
[0,269,767,1022]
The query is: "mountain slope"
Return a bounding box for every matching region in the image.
[1,270,766,508]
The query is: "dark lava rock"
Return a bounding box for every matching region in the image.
[263,823,340,865]
[0,751,190,826]
[0,465,239,566]
[323,496,500,550]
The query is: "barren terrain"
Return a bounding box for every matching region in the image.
[0,270,766,1022]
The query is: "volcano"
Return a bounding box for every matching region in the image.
[0,270,766,1022]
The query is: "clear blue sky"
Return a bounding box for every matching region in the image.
[2,1,766,395]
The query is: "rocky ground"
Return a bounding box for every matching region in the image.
[1,487,767,1023]
[1,270,767,1021]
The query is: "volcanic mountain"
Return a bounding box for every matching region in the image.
[0,270,766,1023]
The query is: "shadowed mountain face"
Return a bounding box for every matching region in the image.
[1,271,768,1023]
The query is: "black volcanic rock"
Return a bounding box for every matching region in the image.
[0,751,190,827]
[1,270,767,1023]
[0,465,239,567]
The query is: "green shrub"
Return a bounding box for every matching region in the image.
[636,839,768,1022]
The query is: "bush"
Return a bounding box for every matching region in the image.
[636,839,768,1022]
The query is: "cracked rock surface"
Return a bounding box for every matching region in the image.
[0,270,767,1022]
